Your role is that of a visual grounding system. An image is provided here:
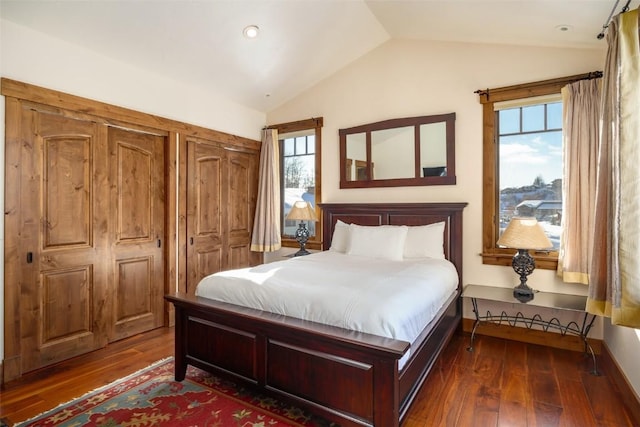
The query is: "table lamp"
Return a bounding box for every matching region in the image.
[497,217,553,301]
[286,201,317,256]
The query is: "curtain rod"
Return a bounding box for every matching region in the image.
[263,117,322,131]
[597,0,632,39]
[474,71,603,102]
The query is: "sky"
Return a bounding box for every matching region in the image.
[499,131,562,189]
[498,102,563,189]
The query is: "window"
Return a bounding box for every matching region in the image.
[268,118,323,250]
[497,96,563,250]
[480,74,593,270]
[281,131,316,237]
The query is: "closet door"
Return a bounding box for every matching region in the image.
[14,113,167,373]
[186,138,225,295]
[108,127,165,341]
[185,138,261,294]
[18,111,111,373]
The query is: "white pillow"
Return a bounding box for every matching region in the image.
[404,222,446,259]
[329,220,350,253]
[347,224,408,261]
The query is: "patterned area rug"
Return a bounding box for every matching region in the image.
[15,358,336,427]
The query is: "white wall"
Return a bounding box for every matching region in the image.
[267,38,640,397]
[0,20,266,362]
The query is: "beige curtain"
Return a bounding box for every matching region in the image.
[250,128,281,252]
[557,79,601,284]
[587,8,640,328]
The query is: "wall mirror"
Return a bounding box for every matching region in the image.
[339,113,456,188]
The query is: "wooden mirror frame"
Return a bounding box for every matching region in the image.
[339,113,456,188]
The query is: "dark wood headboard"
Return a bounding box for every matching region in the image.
[320,202,467,287]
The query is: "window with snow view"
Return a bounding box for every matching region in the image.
[497,97,563,250]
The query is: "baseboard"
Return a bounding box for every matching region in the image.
[600,342,640,426]
[461,317,602,354]
[2,355,21,384]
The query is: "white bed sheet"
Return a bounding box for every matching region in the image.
[195,251,459,348]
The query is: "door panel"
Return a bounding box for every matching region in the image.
[109,127,165,341]
[229,153,250,234]
[117,143,152,240]
[228,244,250,270]
[42,266,92,344]
[196,250,223,281]
[43,136,92,248]
[19,111,110,373]
[114,256,154,332]
[196,156,222,237]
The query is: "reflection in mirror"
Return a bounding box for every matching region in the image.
[371,126,414,180]
[420,122,447,177]
[345,132,366,181]
[339,113,455,188]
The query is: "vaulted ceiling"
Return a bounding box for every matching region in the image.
[1,0,636,112]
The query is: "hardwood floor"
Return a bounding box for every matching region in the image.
[405,333,637,427]
[1,327,637,426]
[0,327,174,426]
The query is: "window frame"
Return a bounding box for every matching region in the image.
[479,73,597,270]
[269,117,323,251]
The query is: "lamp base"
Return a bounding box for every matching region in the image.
[511,249,536,302]
[513,284,535,303]
[293,222,311,256]
[293,248,311,257]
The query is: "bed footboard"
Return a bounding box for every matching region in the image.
[167,293,409,427]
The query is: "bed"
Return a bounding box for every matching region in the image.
[165,202,466,426]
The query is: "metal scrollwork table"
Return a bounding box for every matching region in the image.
[462,284,598,375]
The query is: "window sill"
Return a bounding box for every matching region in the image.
[481,252,558,271]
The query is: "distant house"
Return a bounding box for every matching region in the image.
[516,200,562,225]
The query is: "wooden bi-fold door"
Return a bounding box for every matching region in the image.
[185,137,260,295]
[14,108,165,374]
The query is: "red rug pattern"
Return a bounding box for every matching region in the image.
[15,358,336,427]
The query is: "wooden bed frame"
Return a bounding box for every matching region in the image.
[165,202,466,426]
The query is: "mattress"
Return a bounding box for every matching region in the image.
[195,251,458,348]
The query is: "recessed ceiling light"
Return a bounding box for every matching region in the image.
[555,24,572,32]
[243,25,259,39]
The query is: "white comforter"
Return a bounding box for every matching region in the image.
[195,251,458,346]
